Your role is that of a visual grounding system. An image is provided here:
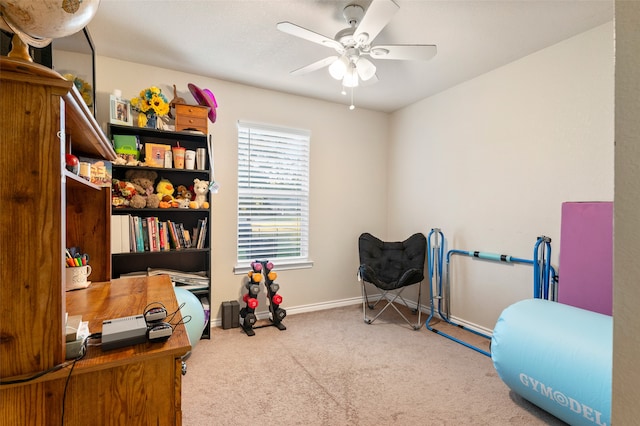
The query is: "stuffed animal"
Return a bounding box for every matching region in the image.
[190,178,210,209]
[111,178,137,207]
[155,178,175,208]
[174,184,193,209]
[113,153,141,166]
[124,169,159,209]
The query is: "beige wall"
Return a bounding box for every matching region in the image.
[389,22,614,331]
[96,22,615,329]
[613,1,640,422]
[95,57,388,319]
[93,10,639,420]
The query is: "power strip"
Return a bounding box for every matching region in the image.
[102,315,147,351]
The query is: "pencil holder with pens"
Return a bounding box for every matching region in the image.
[65,248,91,291]
[65,265,92,291]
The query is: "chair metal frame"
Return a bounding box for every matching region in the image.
[360,277,423,330]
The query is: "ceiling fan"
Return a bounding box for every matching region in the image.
[276,0,437,91]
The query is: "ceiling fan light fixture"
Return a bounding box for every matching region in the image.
[355,57,376,81]
[276,0,437,110]
[329,55,349,80]
[342,65,359,88]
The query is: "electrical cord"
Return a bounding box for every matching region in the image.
[0,333,101,387]
[171,314,192,330]
[165,302,186,323]
[0,361,74,386]
[60,333,97,426]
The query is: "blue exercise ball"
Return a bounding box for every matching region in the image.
[174,287,206,349]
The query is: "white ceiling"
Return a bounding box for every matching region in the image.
[87,0,613,113]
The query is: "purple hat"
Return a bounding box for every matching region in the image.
[188,83,218,123]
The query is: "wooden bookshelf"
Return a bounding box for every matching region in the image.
[0,57,190,425]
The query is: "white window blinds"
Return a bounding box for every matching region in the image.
[237,121,310,265]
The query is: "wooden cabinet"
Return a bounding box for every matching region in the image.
[108,124,212,339]
[174,104,209,134]
[0,57,114,378]
[1,276,190,425]
[0,57,190,425]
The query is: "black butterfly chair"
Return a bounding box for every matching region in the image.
[358,232,427,330]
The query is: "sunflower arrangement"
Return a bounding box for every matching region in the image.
[130,86,170,127]
[63,73,93,108]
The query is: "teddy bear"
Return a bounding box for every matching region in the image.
[124,169,159,209]
[174,184,193,209]
[190,178,210,209]
[155,178,175,208]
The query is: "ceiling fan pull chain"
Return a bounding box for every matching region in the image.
[349,87,355,110]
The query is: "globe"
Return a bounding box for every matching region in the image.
[0,0,100,48]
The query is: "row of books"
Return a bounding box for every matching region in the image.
[111,214,208,254]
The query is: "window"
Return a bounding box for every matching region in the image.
[236,121,311,272]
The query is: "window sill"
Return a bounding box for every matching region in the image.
[233,260,314,275]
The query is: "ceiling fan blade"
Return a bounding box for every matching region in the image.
[354,0,399,46]
[290,56,339,76]
[369,44,437,61]
[277,21,343,51]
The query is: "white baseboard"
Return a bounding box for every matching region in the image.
[442,314,494,336]
[210,297,362,328]
[210,295,494,337]
[386,295,494,336]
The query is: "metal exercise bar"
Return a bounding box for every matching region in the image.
[426,228,445,323]
[426,231,555,357]
[533,236,555,300]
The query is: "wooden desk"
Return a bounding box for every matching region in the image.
[0,275,191,426]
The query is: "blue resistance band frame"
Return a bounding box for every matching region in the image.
[425,229,556,357]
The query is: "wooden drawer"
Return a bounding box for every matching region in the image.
[175,104,209,133]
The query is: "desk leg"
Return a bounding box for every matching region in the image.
[175,357,183,426]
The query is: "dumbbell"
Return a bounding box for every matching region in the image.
[244,312,257,327]
[272,294,283,305]
[247,298,259,310]
[246,283,260,296]
[274,308,286,322]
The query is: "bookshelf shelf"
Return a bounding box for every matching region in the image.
[113,207,210,213]
[113,163,210,175]
[112,247,211,256]
[65,170,102,190]
[108,123,212,339]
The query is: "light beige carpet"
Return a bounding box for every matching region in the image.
[182,304,566,425]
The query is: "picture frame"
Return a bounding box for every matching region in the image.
[145,143,171,168]
[110,95,132,126]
